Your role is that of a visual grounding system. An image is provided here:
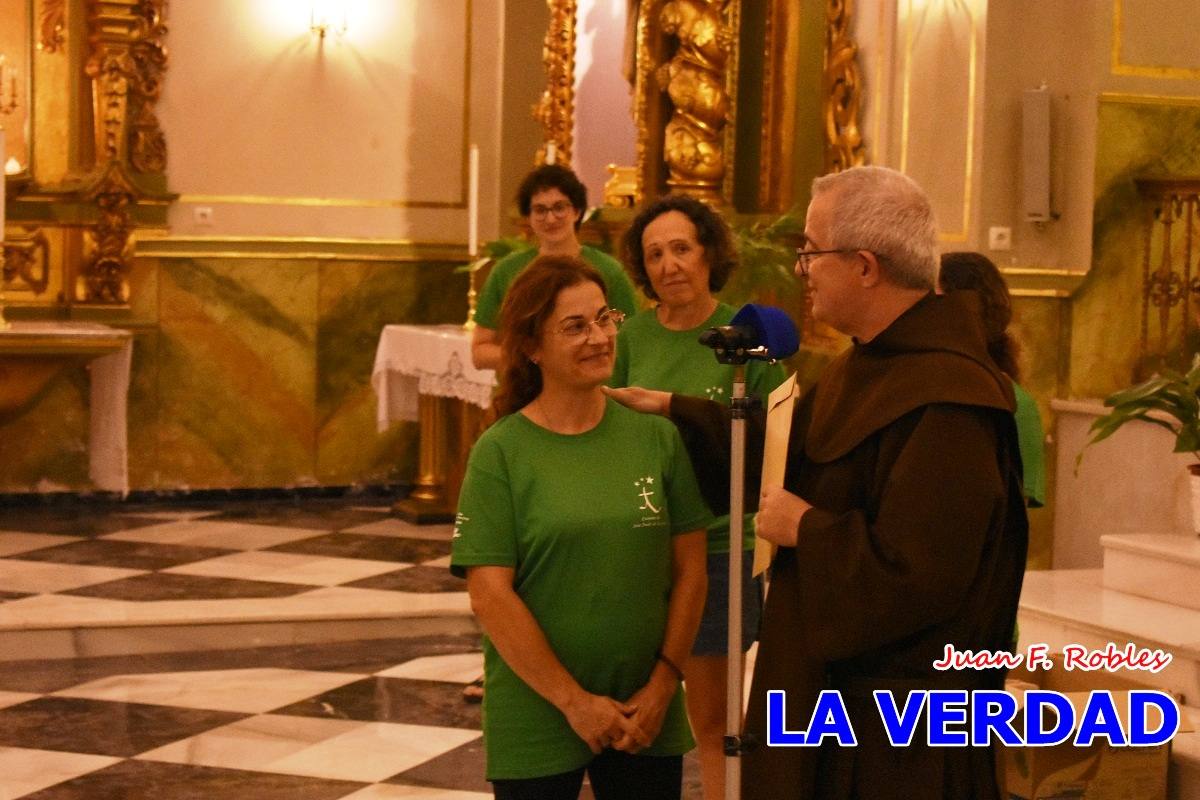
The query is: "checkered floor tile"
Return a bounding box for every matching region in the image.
[0,498,704,798]
[0,499,465,618]
[0,635,493,798]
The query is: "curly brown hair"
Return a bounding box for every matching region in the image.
[494,255,607,416]
[516,165,588,231]
[620,194,737,302]
[939,251,1021,381]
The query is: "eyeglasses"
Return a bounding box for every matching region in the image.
[794,234,859,277]
[531,201,574,219]
[555,308,625,340]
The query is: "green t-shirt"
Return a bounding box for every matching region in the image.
[1013,381,1046,508]
[474,245,640,331]
[610,303,788,553]
[451,399,712,780]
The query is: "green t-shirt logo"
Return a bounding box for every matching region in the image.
[634,475,662,515]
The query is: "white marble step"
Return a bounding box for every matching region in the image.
[1018,569,1200,704]
[1103,533,1200,612]
[1020,570,1200,798]
[0,586,473,661]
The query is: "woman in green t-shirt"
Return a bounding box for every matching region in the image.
[610,194,786,800]
[452,255,710,799]
[469,164,639,371]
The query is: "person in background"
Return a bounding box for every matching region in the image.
[609,194,786,800]
[452,255,710,799]
[470,164,640,371]
[939,251,1046,507]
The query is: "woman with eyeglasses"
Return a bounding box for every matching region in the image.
[605,194,786,800]
[452,255,710,800]
[470,164,640,371]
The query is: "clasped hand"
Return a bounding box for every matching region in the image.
[564,672,678,755]
[563,692,650,754]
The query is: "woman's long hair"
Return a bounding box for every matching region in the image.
[939,251,1021,381]
[494,255,608,417]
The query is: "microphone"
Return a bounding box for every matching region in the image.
[699,303,800,364]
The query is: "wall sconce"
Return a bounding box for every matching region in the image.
[310,1,348,40]
[0,55,18,115]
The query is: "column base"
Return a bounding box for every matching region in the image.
[392,496,455,525]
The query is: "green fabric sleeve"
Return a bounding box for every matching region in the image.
[450,434,517,577]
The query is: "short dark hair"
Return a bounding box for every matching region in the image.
[620,194,737,302]
[516,165,588,231]
[939,251,1021,380]
[494,255,607,416]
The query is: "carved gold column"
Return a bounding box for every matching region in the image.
[824,0,866,173]
[654,0,737,204]
[394,395,456,524]
[78,0,168,305]
[534,0,576,165]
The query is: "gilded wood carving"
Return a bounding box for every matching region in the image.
[824,0,865,173]
[38,0,66,53]
[1,229,51,296]
[655,0,736,203]
[534,0,576,165]
[758,1,799,210]
[78,0,168,305]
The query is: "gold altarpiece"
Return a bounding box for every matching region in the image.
[2,0,170,316]
[534,0,865,211]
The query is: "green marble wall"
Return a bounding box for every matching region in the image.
[0,252,467,493]
[1071,99,1200,398]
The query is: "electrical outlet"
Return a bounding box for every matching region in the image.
[988,226,1012,251]
[193,206,214,226]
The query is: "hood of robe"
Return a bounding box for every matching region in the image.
[806,290,1016,462]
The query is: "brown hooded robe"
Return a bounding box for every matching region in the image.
[669,292,1029,800]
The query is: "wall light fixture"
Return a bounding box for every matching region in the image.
[310,1,348,40]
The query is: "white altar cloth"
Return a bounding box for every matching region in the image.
[371,324,496,432]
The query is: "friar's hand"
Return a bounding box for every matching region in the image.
[601,385,671,416]
[755,486,811,547]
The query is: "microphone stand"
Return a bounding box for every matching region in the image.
[711,345,769,800]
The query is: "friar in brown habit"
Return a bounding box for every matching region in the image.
[606,165,1028,800]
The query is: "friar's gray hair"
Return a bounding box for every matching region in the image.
[811,166,938,290]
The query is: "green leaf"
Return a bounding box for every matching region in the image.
[1108,396,1189,425]
[1103,377,1171,407]
[1174,425,1200,455]
[1086,412,1178,447]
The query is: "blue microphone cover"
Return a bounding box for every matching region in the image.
[730,304,800,359]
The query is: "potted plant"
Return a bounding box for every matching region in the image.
[1082,353,1200,534]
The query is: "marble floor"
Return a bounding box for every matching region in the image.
[0,498,704,798]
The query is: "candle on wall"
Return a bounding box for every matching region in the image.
[467,144,479,257]
[546,142,557,165]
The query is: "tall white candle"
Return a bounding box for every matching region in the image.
[467,144,479,257]
[546,142,557,165]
